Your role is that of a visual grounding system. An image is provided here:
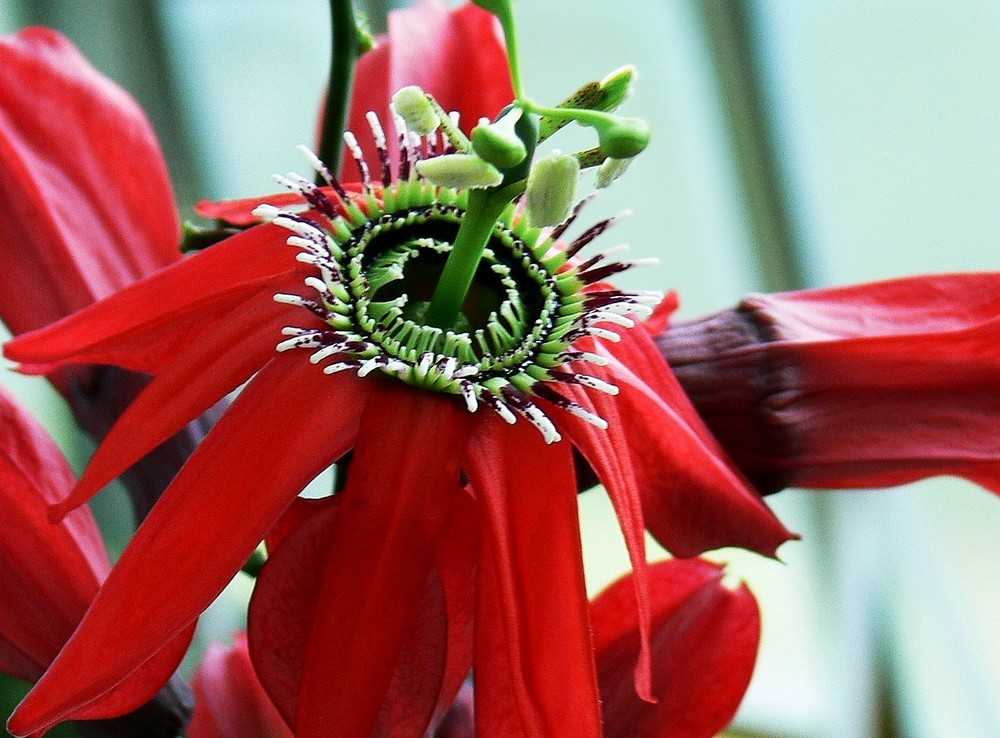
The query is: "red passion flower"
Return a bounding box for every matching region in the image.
[6,2,792,736]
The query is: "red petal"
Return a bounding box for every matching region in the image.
[9,361,366,735]
[0,387,106,681]
[4,224,300,375]
[187,633,291,738]
[343,0,513,177]
[592,559,760,738]
[267,385,469,737]
[64,625,197,722]
[264,495,340,554]
[383,488,478,736]
[0,28,179,335]
[252,494,474,734]
[195,192,305,225]
[465,415,602,737]
[54,293,311,518]
[248,498,343,727]
[643,290,679,336]
[555,401,654,701]
[569,326,795,558]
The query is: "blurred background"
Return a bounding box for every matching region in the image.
[1,1,998,736]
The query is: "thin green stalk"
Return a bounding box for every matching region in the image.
[317,0,362,178]
[424,190,508,329]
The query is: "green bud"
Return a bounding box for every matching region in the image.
[415,154,504,189]
[598,116,650,159]
[525,152,579,227]
[598,65,636,111]
[392,86,439,136]
[471,111,527,170]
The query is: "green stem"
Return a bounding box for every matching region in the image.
[317,0,361,179]
[425,190,508,329]
[476,0,525,100]
[522,100,617,130]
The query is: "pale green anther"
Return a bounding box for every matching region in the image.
[416,154,504,189]
[598,116,651,159]
[525,152,579,227]
[393,85,440,135]
[596,157,634,189]
[471,111,527,170]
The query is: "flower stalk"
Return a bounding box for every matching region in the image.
[317,0,368,177]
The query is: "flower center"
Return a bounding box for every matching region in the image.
[255,119,657,442]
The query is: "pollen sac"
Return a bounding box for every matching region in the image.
[263,128,657,442]
[415,153,504,189]
[392,85,440,136]
[595,157,633,189]
[525,152,579,227]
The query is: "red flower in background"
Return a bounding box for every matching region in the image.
[0,27,179,345]
[0,27,215,523]
[0,384,108,685]
[5,2,791,736]
[343,0,513,178]
[658,273,1000,496]
[188,633,291,738]
[0,384,192,734]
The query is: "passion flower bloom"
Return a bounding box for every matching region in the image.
[5,131,791,736]
[0,384,192,736]
[5,4,792,736]
[657,273,1000,496]
[0,27,215,522]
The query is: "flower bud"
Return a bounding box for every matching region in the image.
[598,65,637,110]
[415,153,503,189]
[392,85,439,136]
[525,151,579,227]
[598,116,650,159]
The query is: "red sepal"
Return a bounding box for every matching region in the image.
[5,224,300,376]
[252,385,470,737]
[54,293,315,519]
[0,386,107,682]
